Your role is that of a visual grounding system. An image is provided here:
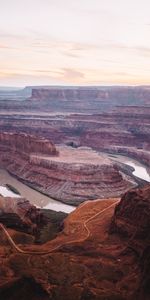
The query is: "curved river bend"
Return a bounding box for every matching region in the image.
[0,169,74,213]
[0,154,149,213]
[109,154,150,182]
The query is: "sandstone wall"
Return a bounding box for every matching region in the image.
[0,132,58,156]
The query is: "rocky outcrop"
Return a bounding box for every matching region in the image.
[110,185,150,242]
[0,195,67,245]
[0,196,46,234]
[110,185,150,299]
[0,132,58,156]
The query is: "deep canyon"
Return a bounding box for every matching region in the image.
[0,86,150,299]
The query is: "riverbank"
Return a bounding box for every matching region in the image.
[0,169,75,213]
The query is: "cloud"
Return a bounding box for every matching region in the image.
[0,43,13,49]
[60,51,79,58]
[33,69,62,75]
[134,46,150,56]
[61,68,85,80]
[14,67,85,81]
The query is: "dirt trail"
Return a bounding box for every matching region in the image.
[0,200,120,255]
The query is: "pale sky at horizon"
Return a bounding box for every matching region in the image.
[0,0,150,87]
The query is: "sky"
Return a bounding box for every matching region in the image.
[0,0,150,87]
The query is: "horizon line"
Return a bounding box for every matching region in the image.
[0,84,150,89]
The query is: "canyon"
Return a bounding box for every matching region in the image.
[0,87,150,204]
[0,86,150,299]
[0,87,149,172]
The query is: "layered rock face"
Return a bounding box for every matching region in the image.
[0,136,137,204]
[20,158,134,204]
[30,87,112,101]
[0,106,149,170]
[78,106,150,165]
[30,86,150,104]
[0,185,150,299]
[0,86,150,113]
[0,132,58,156]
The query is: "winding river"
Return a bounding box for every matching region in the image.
[0,169,75,213]
[108,154,150,182]
[0,153,149,213]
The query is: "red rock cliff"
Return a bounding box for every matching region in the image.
[0,132,58,156]
[110,185,150,299]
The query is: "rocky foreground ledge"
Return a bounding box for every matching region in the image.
[0,185,150,299]
[0,196,46,234]
[0,195,67,244]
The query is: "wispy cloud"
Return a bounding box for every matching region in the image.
[61,68,85,80]
[0,44,10,49]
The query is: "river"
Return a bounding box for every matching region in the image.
[0,169,75,213]
[107,154,150,182]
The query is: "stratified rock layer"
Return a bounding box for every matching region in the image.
[0,133,137,204]
[0,105,149,171]
[0,132,58,156]
[30,86,150,105]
